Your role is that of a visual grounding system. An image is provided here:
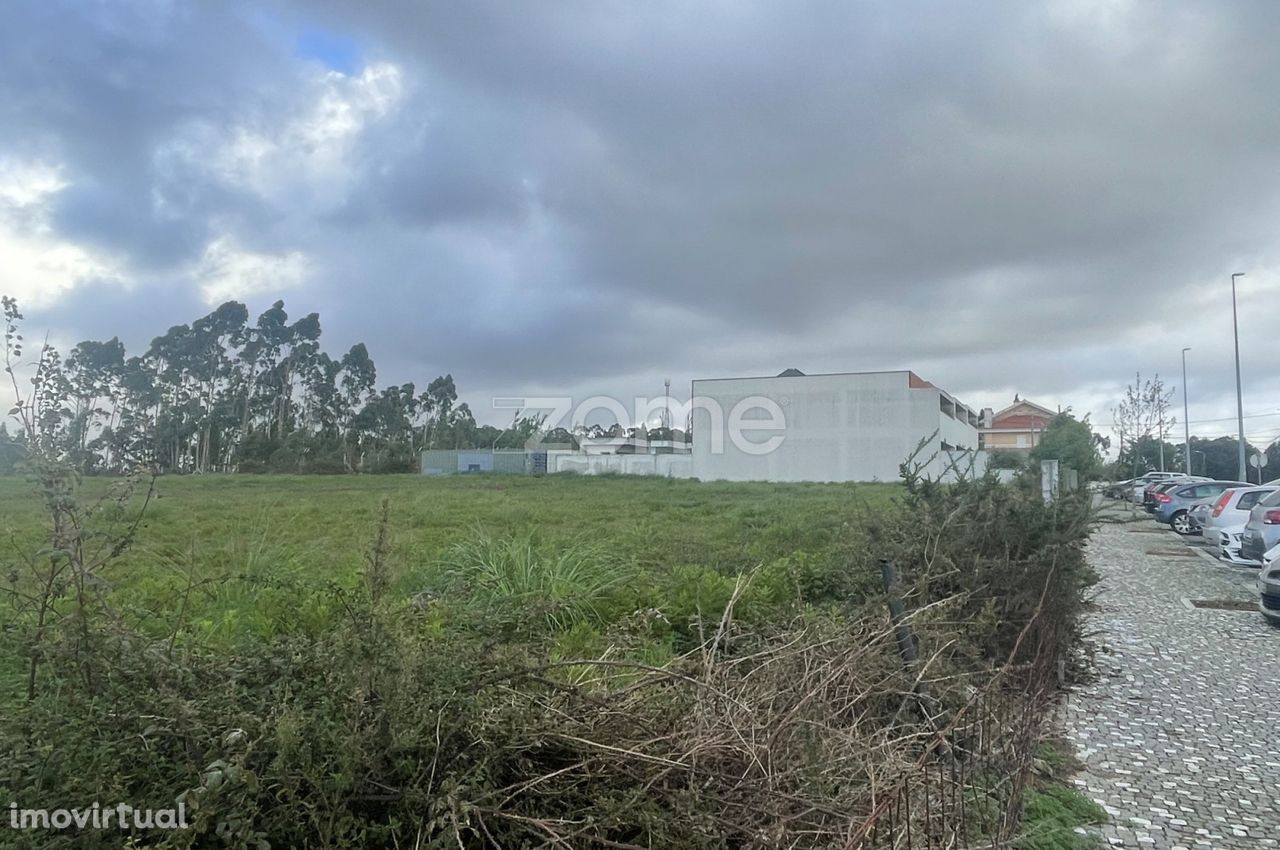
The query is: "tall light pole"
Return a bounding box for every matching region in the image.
[1181,347,1191,475]
[1232,272,1247,481]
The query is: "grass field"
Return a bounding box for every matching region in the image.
[1,469,1098,848]
[0,472,898,655]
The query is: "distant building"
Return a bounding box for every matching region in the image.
[691,369,981,482]
[579,436,691,456]
[978,397,1057,454]
[421,449,548,475]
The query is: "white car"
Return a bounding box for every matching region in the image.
[1216,524,1255,565]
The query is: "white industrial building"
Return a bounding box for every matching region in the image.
[690,369,982,482]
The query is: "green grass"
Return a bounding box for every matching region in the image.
[1017,784,1107,850]
[0,472,898,654]
[1016,742,1106,850]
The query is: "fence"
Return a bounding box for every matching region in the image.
[846,565,1066,848]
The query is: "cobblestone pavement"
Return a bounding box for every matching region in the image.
[1062,507,1280,848]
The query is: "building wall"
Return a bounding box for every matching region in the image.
[553,453,693,477]
[982,431,1039,451]
[690,371,979,483]
[423,448,691,478]
[421,450,539,474]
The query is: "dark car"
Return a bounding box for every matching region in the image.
[1144,480,1187,512]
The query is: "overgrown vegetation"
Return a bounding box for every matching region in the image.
[0,448,1098,848]
[0,301,1102,847]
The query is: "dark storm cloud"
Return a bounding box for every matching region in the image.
[7,0,1280,437]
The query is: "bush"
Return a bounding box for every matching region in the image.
[880,448,1097,672]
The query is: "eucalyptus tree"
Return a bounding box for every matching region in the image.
[271,311,321,439]
[1,293,480,474]
[64,337,125,467]
[337,343,377,469]
[420,374,457,449]
[235,300,289,449]
[189,301,248,471]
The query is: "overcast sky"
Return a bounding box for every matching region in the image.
[5,0,1280,445]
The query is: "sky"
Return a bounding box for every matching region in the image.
[5,0,1280,446]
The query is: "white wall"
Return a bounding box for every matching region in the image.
[691,371,978,483]
[553,453,693,478]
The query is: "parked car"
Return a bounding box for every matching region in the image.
[1144,478,1209,512]
[1214,525,1251,564]
[1132,471,1189,504]
[1188,502,1212,535]
[1258,542,1280,624]
[1139,473,1206,508]
[1239,488,1280,562]
[1153,480,1249,534]
[1103,478,1135,499]
[1198,486,1278,545]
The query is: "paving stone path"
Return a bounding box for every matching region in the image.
[1062,508,1280,848]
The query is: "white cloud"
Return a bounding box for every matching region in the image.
[0,158,122,307]
[194,235,308,304]
[160,62,403,211]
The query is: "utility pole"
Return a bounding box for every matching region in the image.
[1159,419,1165,472]
[1181,347,1191,475]
[1232,272,1247,481]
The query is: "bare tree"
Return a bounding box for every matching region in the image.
[1112,371,1176,476]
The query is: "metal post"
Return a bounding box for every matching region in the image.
[1232,273,1247,481]
[1181,347,1191,475]
[880,559,919,668]
[879,558,953,763]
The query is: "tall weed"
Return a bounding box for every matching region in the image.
[438,530,632,629]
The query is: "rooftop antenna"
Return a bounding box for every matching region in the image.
[664,378,671,431]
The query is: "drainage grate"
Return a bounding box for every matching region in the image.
[1186,598,1257,612]
[1146,548,1199,558]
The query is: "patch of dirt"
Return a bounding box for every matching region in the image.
[1187,598,1257,612]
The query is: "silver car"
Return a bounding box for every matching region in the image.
[1258,543,1280,624]
[1198,486,1277,543]
[1239,488,1280,562]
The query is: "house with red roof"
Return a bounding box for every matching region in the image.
[978,397,1058,454]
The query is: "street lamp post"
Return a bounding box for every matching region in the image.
[1232,272,1247,481]
[1181,347,1191,475]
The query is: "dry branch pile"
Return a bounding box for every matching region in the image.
[444,595,1033,850]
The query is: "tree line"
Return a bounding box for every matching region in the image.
[1,296,545,474]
